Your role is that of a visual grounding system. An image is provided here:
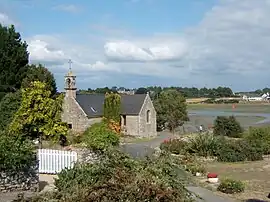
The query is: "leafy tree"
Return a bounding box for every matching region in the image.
[103,92,121,123]
[135,87,148,94]
[213,116,243,138]
[95,87,112,94]
[21,64,57,95]
[154,89,189,133]
[0,131,37,173]
[0,91,22,131]
[82,122,120,151]
[0,24,29,93]
[8,81,68,143]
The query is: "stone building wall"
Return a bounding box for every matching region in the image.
[138,94,157,137]
[62,96,102,133]
[121,115,139,137]
[0,168,39,193]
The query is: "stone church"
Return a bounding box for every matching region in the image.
[61,69,157,138]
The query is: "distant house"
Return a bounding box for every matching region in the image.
[61,70,157,138]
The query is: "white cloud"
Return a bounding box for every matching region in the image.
[24,0,270,90]
[0,12,16,25]
[52,4,82,13]
[104,39,188,62]
[104,0,270,78]
[27,37,67,65]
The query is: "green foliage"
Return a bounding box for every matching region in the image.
[46,149,194,202]
[217,178,245,194]
[162,134,263,163]
[8,81,68,141]
[135,87,148,94]
[244,126,270,155]
[103,92,121,123]
[203,98,239,104]
[213,116,243,138]
[0,90,22,131]
[160,139,188,155]
[185,162,206,175]
[187,133,221,157]
[216,139,263,162]
[21,64,57,95]
[154,89,189,133]
[0,24,29,90]
[82,121,120,151]
[0,131,37,173]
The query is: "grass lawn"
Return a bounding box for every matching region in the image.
[205,160,270,201]
[188,103,270,113]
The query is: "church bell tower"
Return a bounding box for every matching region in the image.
[64,59,77,98]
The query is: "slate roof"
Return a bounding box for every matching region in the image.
[76,94,146,118]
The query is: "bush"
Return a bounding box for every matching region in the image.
[185,162,206,175]
[0,132,37,173]
[213,116,243,138]
[0,91,22,131]
[82,121,120,151]
[45,149,194,202]
[160,138,188,155]
[244,126,270,155]
[187,133,221,157]
[217,178,245,194]
[216,139,263,162]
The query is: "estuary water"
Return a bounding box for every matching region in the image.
[188,110,270,125]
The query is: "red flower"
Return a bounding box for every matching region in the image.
[207,173,218,178]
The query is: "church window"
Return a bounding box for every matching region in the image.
[146,110,150,123]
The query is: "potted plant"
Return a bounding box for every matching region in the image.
[207,173,219,183]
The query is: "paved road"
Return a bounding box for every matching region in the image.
[119,131,173,158]
[187,186,236,202]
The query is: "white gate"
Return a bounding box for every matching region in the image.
[38,149,78,174]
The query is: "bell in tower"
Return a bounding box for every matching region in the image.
[64,59,77,98]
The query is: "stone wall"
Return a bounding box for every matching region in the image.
[122,115,139,137]
[138,94,157,137]
[0,168,39,193]
[72,148,99,164]
[62,96,102,133]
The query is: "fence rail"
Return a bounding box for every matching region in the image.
[38,149,78,174]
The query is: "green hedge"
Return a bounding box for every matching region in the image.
[213,116,243,138]
[0,132,37,173]
[82,121,120,151]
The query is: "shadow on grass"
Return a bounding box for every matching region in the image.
[39,181,49,191]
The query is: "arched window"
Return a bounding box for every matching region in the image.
[146,110,150,123]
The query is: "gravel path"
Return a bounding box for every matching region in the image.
[187,186,236,202]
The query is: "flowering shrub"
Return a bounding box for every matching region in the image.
[217,178,245,194]
[160,138,188,155]
[207,173,218,178]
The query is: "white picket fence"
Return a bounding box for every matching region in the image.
[38,149,78,174]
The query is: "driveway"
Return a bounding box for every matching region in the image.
[119,131,173,158]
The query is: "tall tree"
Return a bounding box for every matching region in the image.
[103,92,121,123]
[154,89,189,133]
[0,24,29,92]
[21,64,57,95]
[135,87,148,94]
[0,91,22,131]
[8,81,68,143]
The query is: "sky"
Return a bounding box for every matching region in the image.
[1,0,270,92]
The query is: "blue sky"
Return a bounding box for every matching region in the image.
[1,0,270,92]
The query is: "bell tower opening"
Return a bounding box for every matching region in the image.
[64,59,77,98]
